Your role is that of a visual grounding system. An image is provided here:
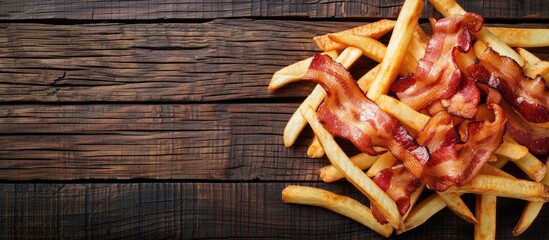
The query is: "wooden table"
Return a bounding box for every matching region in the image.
[0,1,547,239]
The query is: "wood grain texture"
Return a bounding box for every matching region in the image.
[0,0,547,21]
[0,21,547,103]
[0,103,332,180]
[0,182,547,239]
[0,20,368,102]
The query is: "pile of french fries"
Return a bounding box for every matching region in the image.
[270,0,549,238]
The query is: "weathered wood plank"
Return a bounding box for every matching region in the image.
[0,182,547,239]
[0,0,547,21]
[0,103,334,180]
[0,19,372,102]
[0,20,547,103]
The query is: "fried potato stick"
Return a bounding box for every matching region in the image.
[282,185,393,237]
[301,106,403,229]
[513,157,549,236]
[367,0,424,101]
[314,19,396,51]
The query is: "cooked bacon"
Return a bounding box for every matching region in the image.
[391,13,483,119]
[502,102,549,156]
[417,104,507,191]
[372,163,422,216]
[302,54,430,179]
[464,48,549,123]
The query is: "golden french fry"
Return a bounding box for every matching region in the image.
[513,152,547,182]
[282,185,393,237]
[429,0,525,66]
[517,47,542,65]
[366,152,397,177]
[513,157,549,236]
[318,152,381,183]
[407,26,429,62]
[399,193,455,234]
[282,47,363,147]
[329,34,386,63]
[480,163,515,179]
[403,184,425,220]
[314,19,396,51]
[501,137,547,182]
[474,194,497,240]
[307,136,324,158]
[438,191,477,224]
[490,156,511,169]
[474,40,488,58]
[445,174,549,202]
[301,106,402,229]
[377,95,430,133]
[268,51,339,91]
[494,140,529,160]
[524,61,549,82]
[513,201,544,236]
[367,0,424,101]
[328,34,418,75]
[357,64,381,93]
[487,27,549,48]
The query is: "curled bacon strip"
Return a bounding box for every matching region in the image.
[502,102,549,156]
[464,48,549,123]
[391,13,482,119]
[417,104,507,191]
[302,54,430,179]
[373,163,421,217]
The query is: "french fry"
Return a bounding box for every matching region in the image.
[517,47,542,65]
[403,184,426,220]
[318,152,381,183]
[367,0,424,101]
[473,40,488,58]
[437,191,477,224]
[513,157,549,236]
[357,64,381,93]
[301,106,403,229]
[376,95,430,133]
[407,26,429,62]
[306,136,324,158]
[480,163,515,179]
[283,47,362,147]
[494,141,529,160]
[429,0,526,66]
[524,61,549,82]
[502,137,547,182]
[486,27,549,48]
[366,152,397,177]
[445,174,549,202]
[474,194,497,240]
[328,34,418,75]
[513,201,544,236]
[329,34,386,63]
[282,185,393,237]
[399,193,454,234]
[269,51,338,91]
[490,156,511,169]
[314,19,396,51]
[513,152,547,182]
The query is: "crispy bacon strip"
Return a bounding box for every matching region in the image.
[417,104,507,191]
[302,54,430,179]
[502,102,549,156]
[464,48,549,123]
[373,163,422,217]
[391,13,483,119]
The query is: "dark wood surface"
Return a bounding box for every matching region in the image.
[0,0,547,239]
